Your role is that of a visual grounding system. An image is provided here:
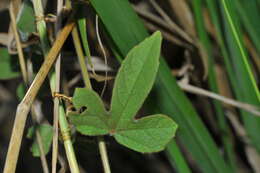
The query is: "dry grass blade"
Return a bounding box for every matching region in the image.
[168,0,196,37]
[3,20,75,173]
[133,5,192,49]
[9,1,28,83]
[149,0,195,44]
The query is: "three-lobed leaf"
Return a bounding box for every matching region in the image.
[69,32,178,153]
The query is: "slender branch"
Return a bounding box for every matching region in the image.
[98,137,111,173]
[3,20,75,173]
[31,107,50,173]
[144,22,191,49]
[178,82,260,116]
[95,15,108,97]
[95,15,111,173]
[52,0,64,172]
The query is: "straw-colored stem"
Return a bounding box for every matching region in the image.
[3,20,75,173]
[8,2,49,172]
[9,2,28,83]
[32,0,80,172]
[52,0,64,172]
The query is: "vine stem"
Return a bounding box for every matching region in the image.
[71,23,112,173]
[3,18,75,173]
[95,15,111,173]
[59,105,80,173]
[98,137,111,173]
[67,1,111,171]
[52,0,64,172]
[32,0,80,172]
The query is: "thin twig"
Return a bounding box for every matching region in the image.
[98,137,111,173]
[96,15,108,98]
[28,60,50,173]
[52,0,64,172]
[133,6,183,38]
[178,82,260,116]
[95,15,111,173]
[144,22,191,49]
[31,106,50,173]
[3,20,75,173]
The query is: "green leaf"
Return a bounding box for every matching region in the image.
[27,124,53,157]
[0,48,20,80]
[16,0,36,41]
[70,88,109,136]
[114,115,177,153]
[89,0,232,172]
[70,32,178,153]
[109,31,162,128]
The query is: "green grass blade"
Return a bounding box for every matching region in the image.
[235,0,260,55]
[166,141,192,173]
[192,0,236,171]
[219,0,260,152]
[89,0,232,172]
[220,0,259,97]
[77,19,94,68]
